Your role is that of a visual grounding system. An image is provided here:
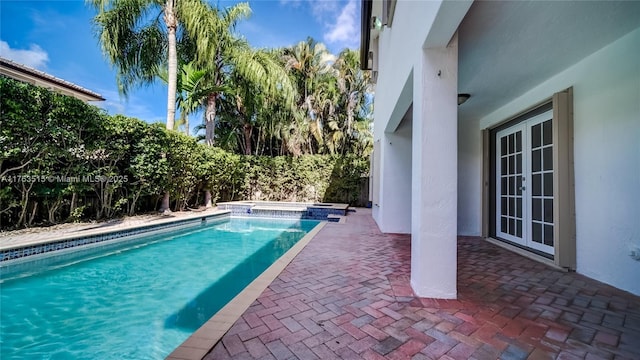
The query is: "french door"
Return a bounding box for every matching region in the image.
[495,110,554,255]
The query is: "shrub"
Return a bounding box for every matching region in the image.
[0,76,369,229]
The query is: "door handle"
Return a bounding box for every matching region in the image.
[519,186,526,191]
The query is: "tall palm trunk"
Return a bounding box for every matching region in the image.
[205,93,217,146]
[164,0,177,130]
[160,0,177,213]
[203,92,216,207]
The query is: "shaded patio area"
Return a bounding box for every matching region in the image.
[205,209,640,359]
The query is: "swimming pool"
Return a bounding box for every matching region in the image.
[0,217,320,359]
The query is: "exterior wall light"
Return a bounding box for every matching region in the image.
[458,93,471,105]
[372,16,383,30]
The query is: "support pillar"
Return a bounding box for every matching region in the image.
[410,34,459,299]
[376,119,413,234]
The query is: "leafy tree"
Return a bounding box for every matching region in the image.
[41,93,106,222]
[282,38,337,154]
[330,49,373,156]
[89,0,181,129]
[180,1,295,146]
[119,120,168,215]
[89,0,188,213]
[158,61,211,135]
[0,77,50,226]
[175,62,206,135]
[210,39,373,158]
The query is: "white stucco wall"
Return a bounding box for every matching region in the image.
[372,0,472,234]
[374,114,413,234]
[479,27,640,295]
[372,1,444,230]
[457,118,483,236]
[373,1,445,139]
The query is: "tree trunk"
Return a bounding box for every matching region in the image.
[256,127,262,155]
[129,189,142,216]
[17,182,34,227]
[70,191,77,215]
[162,0,177,215]
[243,123,253,155]
[205,93,217,146]
[48,199,62,224]
[160,191,171,214]
[164,0,178,131]
[204,190,213,208]
[28,201,38,227]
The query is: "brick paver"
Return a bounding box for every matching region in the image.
[205,209,640,359]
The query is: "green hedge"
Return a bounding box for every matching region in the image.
[0,76,369,229]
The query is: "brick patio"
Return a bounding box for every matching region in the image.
[204,209,640,359]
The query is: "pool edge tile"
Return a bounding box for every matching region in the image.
[166,345,209,360]
[0,210,231,253]
[0,211,231,265]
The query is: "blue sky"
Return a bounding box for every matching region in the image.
[0,0,361,131]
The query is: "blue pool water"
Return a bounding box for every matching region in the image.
[0,217,319,359]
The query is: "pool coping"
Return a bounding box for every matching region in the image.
[166,221,327,360]
[217,200,349,210]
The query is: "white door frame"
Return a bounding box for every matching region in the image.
[495,110,554,255]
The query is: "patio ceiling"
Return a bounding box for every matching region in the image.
[457,0,640,123]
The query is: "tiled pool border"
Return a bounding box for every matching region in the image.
[217,201,349,220]
[0,211,231,264]
[166,221,327,360]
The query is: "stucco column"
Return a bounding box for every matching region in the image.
[410,34,458,299]
[375,120,413,234]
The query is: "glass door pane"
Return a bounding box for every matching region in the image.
[527,116,554,254]
[496,126,525,246]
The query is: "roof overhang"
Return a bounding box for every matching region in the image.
[360,0,373,70]
[458,0,640,122]
[0,57,105,102]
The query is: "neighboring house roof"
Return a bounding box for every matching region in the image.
[0,57,105,102]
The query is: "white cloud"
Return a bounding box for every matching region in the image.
[279,0,339,21]
[310,1,340,20]
[323,0,359,49]
[0,40,49,69]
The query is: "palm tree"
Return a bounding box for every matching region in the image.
[89,0,196,213]
[159,61,211,135]
[282,38,336,154]
[332,49,372,155]
[176,63,206,135]
[283,38,335,103]
[180,2,295,146]
[227,49,300,155]
[88,0,186,130]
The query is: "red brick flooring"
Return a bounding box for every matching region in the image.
[204,209,640,359]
